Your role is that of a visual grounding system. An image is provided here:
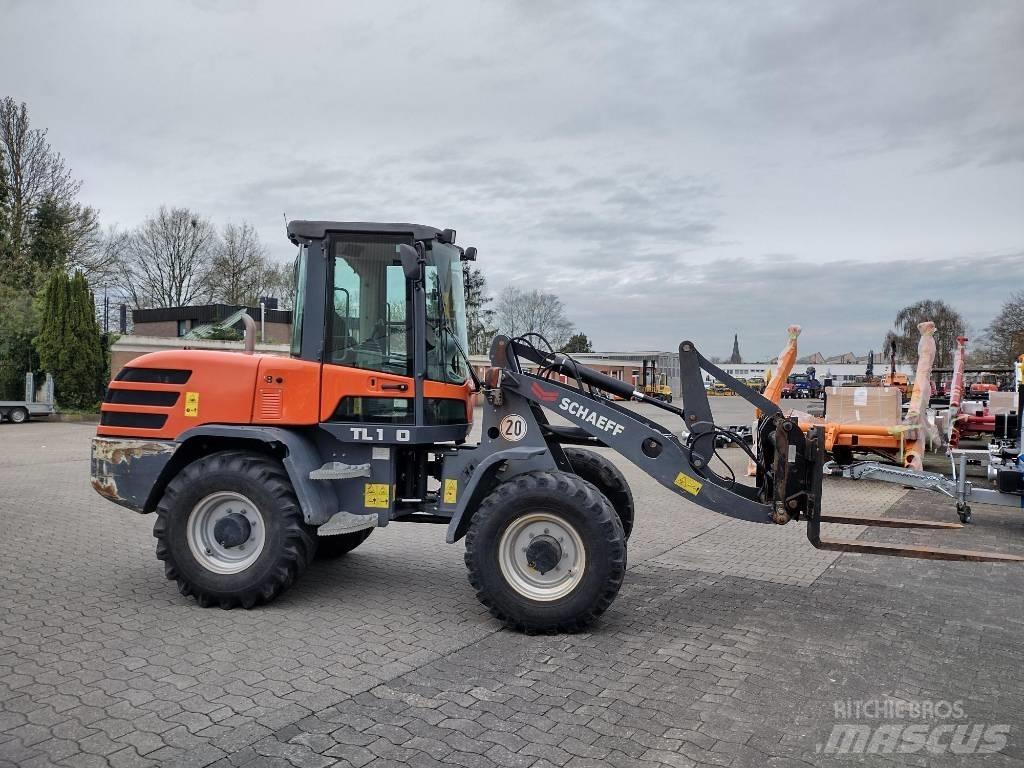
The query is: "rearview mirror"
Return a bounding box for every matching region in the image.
[397,243,421,281]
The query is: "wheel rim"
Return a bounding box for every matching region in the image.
[187,491,266,574]
[11,410,26,423]
[498,512,586,601]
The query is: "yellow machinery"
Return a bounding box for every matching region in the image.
[640,359,673,402]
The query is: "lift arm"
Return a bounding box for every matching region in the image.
[461,335,1023,563]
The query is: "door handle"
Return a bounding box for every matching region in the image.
[381,383,409,392]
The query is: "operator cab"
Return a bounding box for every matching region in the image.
[287,221,476,442]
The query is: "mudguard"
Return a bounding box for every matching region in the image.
[175,425,338,525]
[91,426,339,526]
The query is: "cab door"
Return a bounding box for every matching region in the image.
[319,235,415,424]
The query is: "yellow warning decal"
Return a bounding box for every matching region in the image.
[673,472,703,496]
[364,483,390,509]
[184,391,199,418]
[443,478,458,505]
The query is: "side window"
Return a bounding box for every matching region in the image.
[329,239,409,375]
[289,245,307,356]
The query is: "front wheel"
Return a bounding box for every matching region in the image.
[9,407,28,424]
[464,471,626,633]
[153,451,317,609]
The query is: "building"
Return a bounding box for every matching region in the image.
[714,360,916,387]
[131,304,293,344]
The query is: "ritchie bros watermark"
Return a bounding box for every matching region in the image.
[818,698,1010,756]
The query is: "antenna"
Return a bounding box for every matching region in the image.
[282,212,288,235]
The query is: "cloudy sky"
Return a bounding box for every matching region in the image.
[3,0,1022,360]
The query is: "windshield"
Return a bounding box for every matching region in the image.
[425,242,470,384]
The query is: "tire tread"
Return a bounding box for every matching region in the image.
[465,470,626,634]
[153,450,315,609]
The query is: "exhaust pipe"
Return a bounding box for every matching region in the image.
[241,313,256,354]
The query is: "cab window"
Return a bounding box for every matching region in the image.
[289,244,307,356]
[329,236,410,375]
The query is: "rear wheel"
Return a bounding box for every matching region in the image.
[9,407,28,424]
[316,528,373,559]
[563,446,634,539]
[153,451,316,609]
[465,471,626,633]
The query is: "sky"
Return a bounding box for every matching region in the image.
[2,0,1022,360]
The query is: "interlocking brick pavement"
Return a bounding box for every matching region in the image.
[2,419,1023,768]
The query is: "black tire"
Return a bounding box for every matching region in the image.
[464,470,626,633]
[9,407,28,424]
[153,451,316,609]
[316,528,373,559]
[563,446,634,540]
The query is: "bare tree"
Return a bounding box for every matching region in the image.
[495,285,575,350]
[978,291,1024,364]
[264,260,297,310]
[117,207,215,308]
[206,221,272,305]
[75,224,129,291]
[0,97,82,279]
[882,299,965,369]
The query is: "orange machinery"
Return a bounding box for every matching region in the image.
[760,323,937,468]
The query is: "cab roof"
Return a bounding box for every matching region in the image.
[287,220,443,245]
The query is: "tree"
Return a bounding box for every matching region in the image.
[495,286,575,350]
[0,97,81,287]
[0,156,11,269]
[463,264,496,354]
[0,282,40,399]
[561,332,594,353]
[35,271,105,409]
[882,300,965,369]
[28,194,76,275]
[77,225,128,292]
[117,207,215,308]
[206,221,273,305]
[980,291,1024,364]
[261,260,297,310]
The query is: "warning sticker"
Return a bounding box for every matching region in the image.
[184,391,199,418]
[443,478,458,505]
[673,472,703,496]
[364,483,390,509]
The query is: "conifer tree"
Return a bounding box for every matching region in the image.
[35,270,104,408]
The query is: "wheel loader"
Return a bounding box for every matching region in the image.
[90,221,1021,633]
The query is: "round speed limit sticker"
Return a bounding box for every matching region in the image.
[499,414,528,442]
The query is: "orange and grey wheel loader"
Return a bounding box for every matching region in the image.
[89,221,1022,633]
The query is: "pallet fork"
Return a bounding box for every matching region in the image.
[444,336,1023,563]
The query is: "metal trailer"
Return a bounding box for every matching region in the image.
[829,379,1023,522]
[0,373,55,424]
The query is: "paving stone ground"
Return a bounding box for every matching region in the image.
[2,415,1023,768]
